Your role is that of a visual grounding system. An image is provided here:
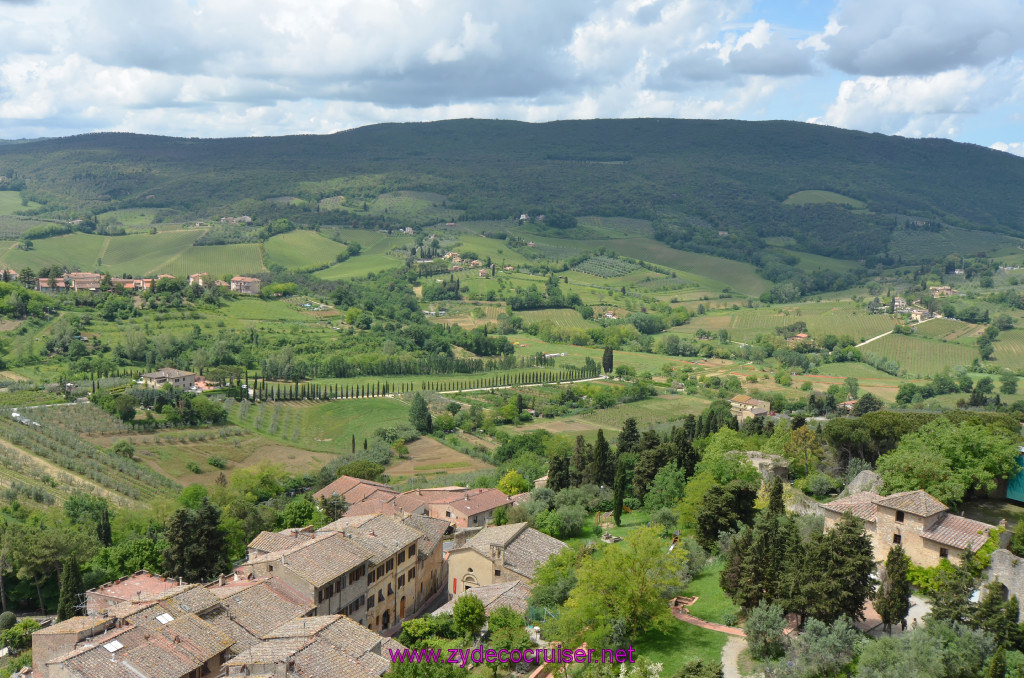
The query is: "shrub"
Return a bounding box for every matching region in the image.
[187,462,201,473]
[208,456,226,469]
[0,611,16,631]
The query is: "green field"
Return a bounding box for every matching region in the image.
[861,333,977,376]
[782,190,866,208]
[518,308,594,330]
[321,190,460,225]
[0,229,266,277]
[96,208,182,228]
[0,191,40,215]
[770,247,862,273]
[264,230,346,270]
[913,317,976,340]
[684,302,894,343]
[228,398,411,454]
[316,232,412,280]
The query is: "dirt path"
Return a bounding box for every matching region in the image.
[857,316,937,348]
[721,636,749,678]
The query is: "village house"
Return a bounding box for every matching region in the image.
[729,394,770,422]
[395,487,512,528]
[35,277,67,293]
[187,272,210,286]
[141,367,197,390]
[910,308,932,322]
[893,296,908,312]
[239,512,448,633]
[820,489,1000,567]
[447,522,566,597]
[314,475,397,505]
[230,276,261,295]
[31,584,236,678]
[929,285,957,297]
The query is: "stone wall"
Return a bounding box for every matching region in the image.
[987,549,1024,621]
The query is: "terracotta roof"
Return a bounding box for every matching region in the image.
[427,488,512,517]
[922,514,994,551]
[87,570,179,605]
[34,615,111,635]
[874,490,948,517]
[345,498,401,517]
[509,492,532,505]
[820,491,882,522]
[433,581,532,616]
[314,475,396,503]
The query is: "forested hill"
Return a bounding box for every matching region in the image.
[2,118,1024,263]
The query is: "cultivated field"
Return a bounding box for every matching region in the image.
[861,333,977,376]
[517,308,594,330]
[264,230,346,270]
[683,302,894,342]
[0,229,266,278]
[386,436,492,481]
[912,318,977,341]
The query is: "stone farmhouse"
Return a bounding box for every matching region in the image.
[447,522,566,597]
[229,275,261,295]
[141,367,198,390]
[729,394,770,422]
[821,489,1000,567]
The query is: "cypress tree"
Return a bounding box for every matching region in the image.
[875,544,912,634]
[97,507,112,546]
[987,646,1007,678]
[612,459,627,527]
[56,557,84,622]
[602,346,614,374]
[588,429,614,487]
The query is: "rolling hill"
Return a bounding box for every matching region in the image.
[1,119,1023,268]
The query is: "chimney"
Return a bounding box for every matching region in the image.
[178,577,183,586]
[218,574,224,586]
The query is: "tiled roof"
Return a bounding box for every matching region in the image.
[427,488,512,516]
[464,522,529,550]
[874,490,948,517]
[318,514,421,564]
[820,491,882,522]
[402,514,449,555]
[433,581,532,616]
[501,528,568,579]
[314,475,396,503]
[211,579,314,637]
[922,514,995,551]
[141,367,196,379]
[346,498,401,517]
[250,532,373,587]
[87,570,179,604]
[509,492,531,505]
[248,529,314,553]
[34,615,111,635]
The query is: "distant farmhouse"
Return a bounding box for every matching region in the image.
[230,275,261,295]
[141,367,197,390]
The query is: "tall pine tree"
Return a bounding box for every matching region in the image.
[617,418,641,457]
[569,436,591,487]
[163,498,230,583]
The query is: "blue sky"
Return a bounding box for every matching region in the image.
[1,0,1022,155]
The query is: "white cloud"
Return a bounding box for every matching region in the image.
[0,0,1021,146]
[992,141,1024,156]
[807,63,1021,137]
[813,0,1024,75]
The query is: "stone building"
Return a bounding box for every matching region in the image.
[447,522,566,597]
[728,394,770,422]
[821,489,998,567]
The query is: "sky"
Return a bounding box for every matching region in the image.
[1,0,1023,155]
